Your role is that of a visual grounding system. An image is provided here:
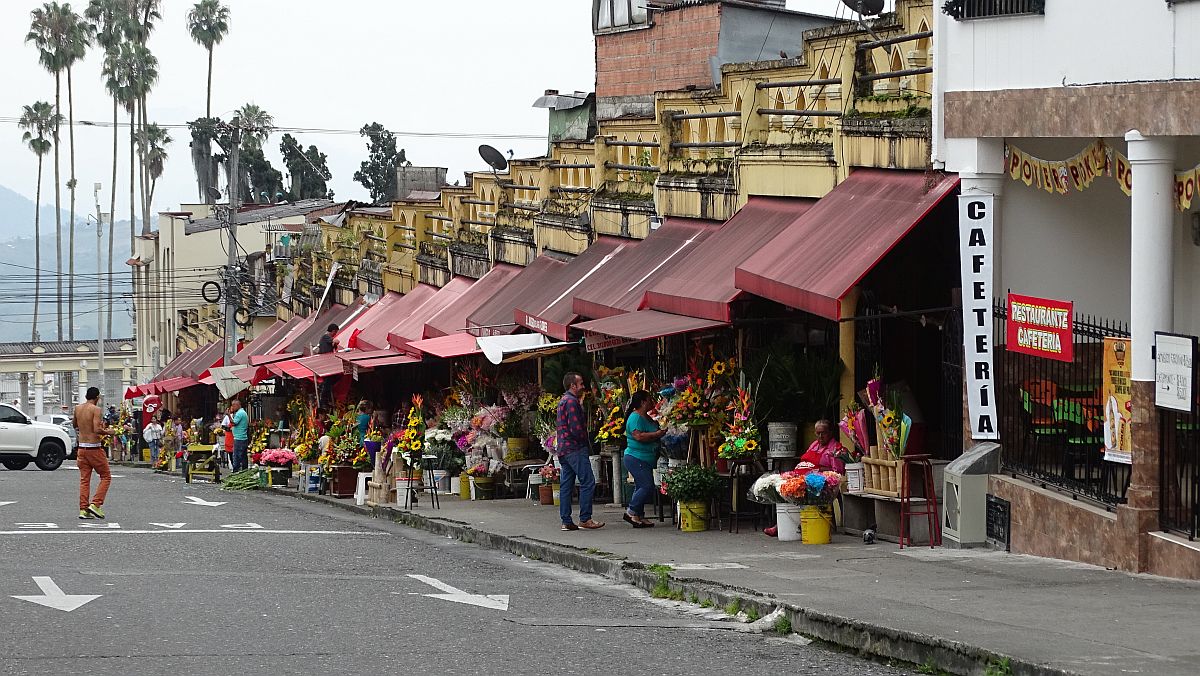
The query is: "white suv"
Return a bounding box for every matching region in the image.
[0,404,73,471]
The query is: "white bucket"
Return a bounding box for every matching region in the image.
[767,422,798,458]
[777,503,803,542]
[845,463,865,494]
[589,454,603,479]
[425,469,448,493]
[450,476,461,495]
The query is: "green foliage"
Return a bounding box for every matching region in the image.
[648,564,673,599]
[18,102,61,158]
[354,122,407,202]
[745,339,844,424]
[773,616,792,634]
[542,350,593,396]
[240,145,284,204]
[700,599,714,608]
[280,133,332,200]
[186,0,230,50]
[663,463,719,502]
[724,598,742,616]
[745,607,760,622]
[687,593,699,605]
[984,658,1013,676]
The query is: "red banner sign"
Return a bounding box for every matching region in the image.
[1007,293,1074,362]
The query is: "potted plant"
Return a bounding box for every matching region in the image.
[260,448,298,486]
[538,464,560,505]
[662,463,720,532]
[364,423,384,463]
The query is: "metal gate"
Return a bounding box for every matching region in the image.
[941,309,965,456]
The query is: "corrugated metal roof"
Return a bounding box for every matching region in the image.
[401,190,441,202]
[186,199,336,234]
[0,338,137,357]
[423,265,523,338]
[466,256,568,336]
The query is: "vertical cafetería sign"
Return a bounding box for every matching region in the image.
[959,194,998,440]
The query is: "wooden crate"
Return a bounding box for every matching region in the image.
[863,457,901,497]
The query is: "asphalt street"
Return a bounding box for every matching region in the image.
[0,463,912,676]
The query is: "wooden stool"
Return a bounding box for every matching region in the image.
[899,454,940,548]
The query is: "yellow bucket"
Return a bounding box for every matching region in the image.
[460,475,472,499]
[679,500,709,532]
[552,483,561,506]
[799,505,832,544]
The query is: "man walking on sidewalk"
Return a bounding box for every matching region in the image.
[73,387,113,520]
[556,372,604,531]
[229,399,250,472]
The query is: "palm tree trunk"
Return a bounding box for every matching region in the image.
[68,65,77,341]
[33,157,44,342]
[54,71,63,341]
[108,96,118,339]
[206,47,213,119]
[139,96,150,236]
[129,104,136,326]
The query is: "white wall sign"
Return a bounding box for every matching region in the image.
[959,194,998,440]
[1155,332,1196,412]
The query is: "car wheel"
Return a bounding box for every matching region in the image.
[2,458,31,471]
[34,441,66,471]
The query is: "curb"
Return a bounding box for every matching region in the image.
[262,485,1073,676]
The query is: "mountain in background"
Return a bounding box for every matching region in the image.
[0,184,82,240]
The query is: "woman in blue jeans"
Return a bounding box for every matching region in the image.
[624,390,666,528]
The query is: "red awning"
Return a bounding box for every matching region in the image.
[385,277,474,349]
[124,385,142,400]
[198,374,216,385]
[735,169,960,320]
[232,319,290,365]
[334,293,407,349]
[354,353,421,369]
[514,237,627,341]
[240,315,310,363]
[248,352,300,367]
[407,333,481,359]
[574,310,727,351]
[267,353,344,381]
[283,304,363,355]
[336,349,401,363]
[466,256,567,336]
[155,376,201,393]
[572,218,719,320]
[645,196,816,323]
[424,264,523,338]
[354,286,439,350]
[232,364,268,385]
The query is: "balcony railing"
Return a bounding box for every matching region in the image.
[942,0,1044,20]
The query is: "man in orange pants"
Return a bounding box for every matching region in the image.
[73,387,113,519]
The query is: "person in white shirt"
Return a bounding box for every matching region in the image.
[143,418,164,464]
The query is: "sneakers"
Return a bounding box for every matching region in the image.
[86,504,105,519]
[78,509,94,520]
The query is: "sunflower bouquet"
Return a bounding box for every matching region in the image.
[866,378,910,459]
[397,395,428,459]
[662,376,713,428]
[718,387,760,459]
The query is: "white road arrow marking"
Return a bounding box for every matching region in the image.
[149,523,187,529]
[0,501,16,508]
[407,574,509,611]
[182,496,226,507]
[12,576,101,612]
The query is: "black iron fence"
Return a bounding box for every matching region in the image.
[993,300,1131,507]
[943,0,1045,21]
[1161,407,1200,539]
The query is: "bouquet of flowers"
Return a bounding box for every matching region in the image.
[350,446,372,471]
[259,448,298,467]
[464,461,492,478]
[748,472,786,504]
[837,402,868,465]
[866,377,910,459]
[718,387,759,459]
[777,463,842,506]
[538,464,560,482]
[293,423,319,463]
[249,420,273,456]
[661,376,714,428]
[365,423,385,443]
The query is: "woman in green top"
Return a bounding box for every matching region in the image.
[624,390,665,528]
[356,400,373,444]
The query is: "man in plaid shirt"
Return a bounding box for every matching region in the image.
[556,372,604,531]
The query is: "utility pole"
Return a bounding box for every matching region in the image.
[95,182,105,402]
[223,124,242,365]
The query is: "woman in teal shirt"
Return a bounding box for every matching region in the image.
[356,400,373,444]
[624,390,665,528]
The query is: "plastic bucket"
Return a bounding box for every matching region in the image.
[425,469,448,493]
[459,475,472,499]
[767,422,798,458]
[776,503,803,542]
[589,455,603,479]
[473,477,495,500]
[845,463,865,494]
[552,482,561,506]
[799,505,833,544]
[396,476,420,497]
[679,500,709,532]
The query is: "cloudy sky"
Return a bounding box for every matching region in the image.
[1,0,853,217]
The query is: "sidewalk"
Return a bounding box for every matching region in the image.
[264,484,1200,676]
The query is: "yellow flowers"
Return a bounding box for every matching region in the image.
[688,393,702,406]
[746,440,758,452]
[712,361,726,375]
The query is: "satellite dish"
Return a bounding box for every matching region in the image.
[478,144,508,172]
[841,0,885,16]
[206,186,223,202]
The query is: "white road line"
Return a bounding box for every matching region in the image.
[0,529,388,535]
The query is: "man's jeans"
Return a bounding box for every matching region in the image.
[623,454,655,518]
[232,438,250,472]
[558,450,595,525]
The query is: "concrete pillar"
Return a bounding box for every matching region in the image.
[77,365,88,405]
[1118,131,1176,572]
[34,368,45,417]
[838,287,859,451]
[19,373,28,411]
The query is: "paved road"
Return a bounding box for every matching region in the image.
[0,464,911,676]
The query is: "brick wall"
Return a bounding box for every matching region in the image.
[596,4,722,98]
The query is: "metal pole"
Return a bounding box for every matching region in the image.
[95,183,105,402]
[223,125,242,366]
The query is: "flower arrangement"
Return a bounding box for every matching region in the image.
[661,463,719,502]
[153,451,170,471]
[249,420,273,457]
[464,461,492,478]
[866,378,910,459]
[501,379,541,412]
[453,364,491,410]
[837,402,868,465]
[748,472,786,504]
[777,464,842,506]
[350,445,372,471]
[293,423,319,463]
[259,448,298,467]
[538,464,560,482]
[718,387,760,459]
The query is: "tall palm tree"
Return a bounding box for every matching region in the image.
[27,2,72,340]
[136,123,172,208]
[18,102,63,342]
[186,0,230,119]
[86,0,133,338]
[61,5,92,340]
[236,103,274,150]
[128,45,159,237]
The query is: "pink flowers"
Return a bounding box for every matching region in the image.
[260,448,298,467]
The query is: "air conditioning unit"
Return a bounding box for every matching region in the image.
[906,49,928,67]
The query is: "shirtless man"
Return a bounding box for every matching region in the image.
[73,387,113,520]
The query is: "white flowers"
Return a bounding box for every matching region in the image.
[425,428,453,443]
